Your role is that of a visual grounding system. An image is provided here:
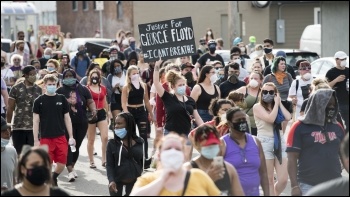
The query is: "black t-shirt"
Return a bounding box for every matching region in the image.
[326,67,349,106]
[219,80,246,98]
[33,94,69,138]
[1,187,70,196]
[56,84,92,124]
[306,176,349,196]
[161,91,196,135]
[197,53,225,70]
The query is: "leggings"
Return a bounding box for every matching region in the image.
[66,122,88,166]
[109,180,136,196]
[127,106,149,159]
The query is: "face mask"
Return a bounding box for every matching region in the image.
[160,148,184,170]
[1,62,4,67]
[209,48,216,54]
[220,113,227,122]
[176,86,186,96]
[25,165,50,186]
[27,75,37,84]
[115,67,122,74]
[62,78,76,86]
[240,47,246,53]
[207,31,212,36]
[184,72,194,83]
[210,74,217,84]
[1,138,9,147]
[47,67,55,72]
[201,144,220,159]
[234,59,241,65]
[129,42,136,50]
[325,107,336,122]
[114,128,127,139]
[340,60,347,67]
[131,74,139,82]
[44,55,51,59]
[302,72,311,80]
[218,74,224,79]
[262,94,274,103]
[249,79,259,88]
[46,85,56,95]
[232,121,249,133]
[91,77,99,84]
[264,48,272,54]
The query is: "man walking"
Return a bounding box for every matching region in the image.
[33,74,76,186]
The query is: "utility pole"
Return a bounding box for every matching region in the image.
[228,1,240,49]
[96,1,104,38]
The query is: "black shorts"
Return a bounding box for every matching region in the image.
[111,94,122,111]
[89,109,107,124]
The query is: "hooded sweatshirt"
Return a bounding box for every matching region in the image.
[286,89,345,186]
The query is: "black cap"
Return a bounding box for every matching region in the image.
[21,65,36,77]
[181,62,194,70]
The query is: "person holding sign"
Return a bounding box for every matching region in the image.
[153,59,204,161]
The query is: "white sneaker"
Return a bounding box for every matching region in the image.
[72,170,78,178]
[68,172,75,182]
[52,163,57,173]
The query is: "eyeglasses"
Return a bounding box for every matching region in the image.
[262,90,275,95]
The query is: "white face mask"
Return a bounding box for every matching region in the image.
[249,79,259,88]
[160,148,184,170]
[210,74,217,84]
[302,72,311,80]
[220,113,227,122]
[340,60,347,67]
[234,59,241,65]
[240,47,246,53]
[207,31,212,36]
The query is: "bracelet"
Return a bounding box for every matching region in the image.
[291,186,299,190]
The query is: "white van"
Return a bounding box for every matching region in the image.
[299,24,321,56]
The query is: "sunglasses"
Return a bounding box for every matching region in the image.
[299,62,311,70]
[262,90,275,95]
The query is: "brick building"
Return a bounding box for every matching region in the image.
[56,1,133,39]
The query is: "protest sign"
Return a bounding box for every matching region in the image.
[138,17,196,62]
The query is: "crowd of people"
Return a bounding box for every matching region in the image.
[1,28,349,196]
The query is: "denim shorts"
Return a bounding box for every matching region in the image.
[197,109,213,123]
[257,134,287,160]
[299,182,314,195]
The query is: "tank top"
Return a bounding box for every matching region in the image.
[222,133,260,196]
[196,84,219,110]
[244,88,259,128]
[127,83,144,105]
[255,111,274,137]
[87,85,106,109]
[190,160,231,195]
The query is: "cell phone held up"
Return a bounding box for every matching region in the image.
[212,156,224,167]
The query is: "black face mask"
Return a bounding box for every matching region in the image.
[325,107,336,123]
[25,165,50,186]
[91,77,99,84]
[231,121,249,133]
[184,72,194,83]
[209,48,216,54]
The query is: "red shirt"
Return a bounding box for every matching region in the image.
[155,83,191,127]
[87,85,107,109]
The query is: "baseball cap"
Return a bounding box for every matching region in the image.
[334,51,347,59]
[275,51,287,58]
[181,62,194,70]
[21,65,36,77]
[200,132,220,146]
[1,117,11,131]
[109,46,119,53]
[249,36,256,43]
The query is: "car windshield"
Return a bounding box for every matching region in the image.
[1,41,11,53]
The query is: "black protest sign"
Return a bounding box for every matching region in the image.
[138,17,196,62]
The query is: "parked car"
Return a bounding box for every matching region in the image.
[68,38,111,59]
[311,56,349,79]
[300,24,321,56]
[1,38,12,64]
[216,50,230,65]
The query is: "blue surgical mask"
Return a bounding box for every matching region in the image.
[62,78,76,86]
[115,67,122,74]
[201,144,220,159]
[47,67,55,72]
[114,128,127,139]
[46,85,56,95]
[130,42,136,50]
[44,55,51,59]
[176,86,186,96]
[1,138,10,148]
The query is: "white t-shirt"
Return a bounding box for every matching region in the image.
[111,72,126,94]
[149,84,156,106]
[288,76,312,119]
[1,68,15,82]
[238,66,249,81]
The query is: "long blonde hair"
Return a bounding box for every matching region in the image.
[125,65,146,94]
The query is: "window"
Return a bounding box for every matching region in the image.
[72,1,77,11]
[117,1,123,20]
[83,1,88,11]
[314,7,321,24]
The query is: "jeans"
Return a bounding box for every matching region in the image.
[299,182,314,195]
[128,106,149,158]
[197,109,213,123]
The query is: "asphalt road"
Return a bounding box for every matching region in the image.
[57,121,348,196]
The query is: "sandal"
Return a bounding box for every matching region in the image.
[102,162,106,167]
[90,162,96,168]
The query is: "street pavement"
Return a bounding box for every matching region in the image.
[57,121,348,196]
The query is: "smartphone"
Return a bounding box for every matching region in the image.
[213,156,224,167]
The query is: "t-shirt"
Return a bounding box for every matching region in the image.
[286,120,345,186]
[1,78,7,114]
[133,169,220,196]
[1,68,15,83]
[9,82,42,130]
[219,80,246,99]
[9,65,23,81]
[111,73,126,94]
[326,67,349,106]
[288,77,312,119]
[197,53,225,70]
[1,146,17,190]
[70,56,90,78]
[1,187,70,196]
[305,176,349,196]
[263,73,293,100]
[56,84,92,124]
[161,91,196,135]
[33,94,69,138]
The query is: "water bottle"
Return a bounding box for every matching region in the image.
[346,78,349,92]
[69,138,76,152]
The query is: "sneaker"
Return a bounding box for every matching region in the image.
[68,172,75,182]
[72,170,78,178]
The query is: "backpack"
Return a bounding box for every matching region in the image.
[73,55,90,70]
